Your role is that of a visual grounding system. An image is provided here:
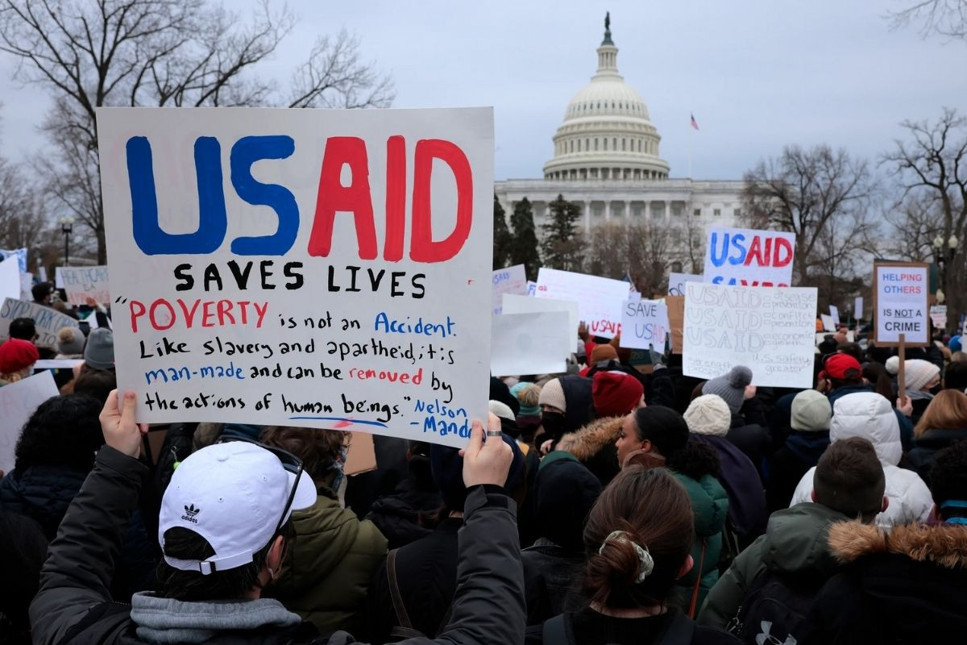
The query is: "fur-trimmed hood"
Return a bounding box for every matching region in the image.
[555,416,623,461]
[828,520,967,569]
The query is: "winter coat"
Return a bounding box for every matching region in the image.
[691,434,767,544]
[765,430,830,512]
[29,447,525,645]
[808,521,967,643]
[673,472,729,613]
[789,393,933,529]
[365,478,442,549]
[906,427,967,482]
[268,488,388,635]
[827,383,914,451]
[724,416,771,475]
[555,416,624,485]
[524,606,739,645]
[698,503,853,629]
[521,538,585,625]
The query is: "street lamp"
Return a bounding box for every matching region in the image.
[59,216,74,266]
[932,234,958,325]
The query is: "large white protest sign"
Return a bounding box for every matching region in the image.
[683,282,817,388]
[491,311,570,377]
[535,268,629,338]
[57,266,111,305]
[0,298,79,347]
[620,298,668,350]
[873,262,929,346]
[491,264,527,316]
[703,227,795,287]
[0,248,27,273]
[0,258,20,302]
[501,293,577,359]
[0,370,59,474]
[97,107,494,448]
[668,272,702,296]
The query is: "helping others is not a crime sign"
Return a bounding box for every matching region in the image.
[873,262,929,346]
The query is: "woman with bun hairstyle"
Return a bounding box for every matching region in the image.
[526,467,738,644]
[615,406,729,615]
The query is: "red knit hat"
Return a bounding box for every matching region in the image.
[820,353,862,381]
[0,338,40,374]
[592,371,644,418]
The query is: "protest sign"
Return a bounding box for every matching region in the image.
[666,296,684,354]
[491,264,527,316]
[345,431,377,476]
[57,266,111,305]
[535,268,629,339]
[501,294,577,359]
[821,314,835,332]
[0,370,59,474]
[829,305,840,328]
[619,298,668,350]
[854,296,863,321]
[97,107,494,448]
[526,281,537,296]
[20,272,33,301]
[491,311,570,377]
[930,305,947,329]
[0,298,79,347]
[668,272,703,296]
[703,227,795,287]
[683,282,817,388]
[873,262,929,346]
[0,258,19,301]
[0,248,27,273]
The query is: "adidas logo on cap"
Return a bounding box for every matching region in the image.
[181,503,201,524]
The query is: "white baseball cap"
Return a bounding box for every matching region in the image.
[159,440,317,575]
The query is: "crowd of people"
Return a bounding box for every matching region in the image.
[1,291,967,644]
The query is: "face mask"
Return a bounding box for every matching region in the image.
[541,411,567,438]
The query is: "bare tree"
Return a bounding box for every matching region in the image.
[0,0,394,262]
[889,0,967,39]
[585,220,674,297]
[741,145,877,301]
[883,107,967,329]
[882,193,946,262]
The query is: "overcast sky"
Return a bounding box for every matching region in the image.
[0,0,963,181]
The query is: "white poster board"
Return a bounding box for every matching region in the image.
[490,311,570,377]
[535,268,629,339]
[619,298,669,350]
[703,227,796,287]
[854,296,863,321]
[668,272,703,296]
[0,370,59,474]
[829,305,840,328]
[821,314,836,332]
[57,266,111,305]
[0,248,27,273]
[683,282,817,388]
[873,263,929,346]
[0,258,20,302]
[0,298,80,347]
[930,304,947,329]
[526,281,537,296]
[97,106,494,447]
[502,293,577,359]
[491,264,527,316]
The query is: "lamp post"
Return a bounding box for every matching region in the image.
[933,234,959,331]
[59,217,74,266]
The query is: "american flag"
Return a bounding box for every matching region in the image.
[690,113,700,130]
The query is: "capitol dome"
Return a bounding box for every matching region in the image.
[543,16,669,182]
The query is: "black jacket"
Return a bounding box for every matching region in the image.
[906,427,967,481]
[521,539,584,625]
[765,431,830,512]
[30,447,525,645]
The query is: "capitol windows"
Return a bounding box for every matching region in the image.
[714,208,722,217]
[603,138,608,151]
[622,139,626,151]
[638,140,642,152]
[585,138,590,150]
[595,138,599,151]
[734,208,742,218]
[632,205,643,217]
[693,208,702,217]
[613,138,617,149]
[592,205,604,217]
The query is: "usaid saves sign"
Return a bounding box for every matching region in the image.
[703,227,795,287]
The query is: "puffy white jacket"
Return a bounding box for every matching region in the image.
[790,392,933,528]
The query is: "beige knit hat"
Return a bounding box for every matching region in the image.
[683,394,731,436]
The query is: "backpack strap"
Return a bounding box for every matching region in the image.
[687,538,707,619]
[386,548,421,636]
[542,614,572,645]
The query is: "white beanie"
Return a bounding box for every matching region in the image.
[683,394,731,436]
[538,378,566,413]
[488,400,515,423]
[790,390,832,432]
[904,359,941,391]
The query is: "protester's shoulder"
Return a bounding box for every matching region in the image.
[556,416,623,460]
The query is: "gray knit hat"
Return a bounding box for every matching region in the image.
[84,327,115,370]
[790,390,832,432]
[702,366,753,415]
[56,326,85,355]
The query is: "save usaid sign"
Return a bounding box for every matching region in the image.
[703,227,795,287]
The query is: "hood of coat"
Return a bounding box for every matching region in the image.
[828,521,967,569]
[830,392,902,466]
[555,416,624,462]
[759,503,852,579]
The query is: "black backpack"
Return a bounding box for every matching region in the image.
[726,568,818,645]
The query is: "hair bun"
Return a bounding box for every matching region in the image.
[728,366,752,389]
[58,327,76,343]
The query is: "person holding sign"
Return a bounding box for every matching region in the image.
[30,393,524,645]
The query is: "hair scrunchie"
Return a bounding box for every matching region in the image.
[598,530,655,583]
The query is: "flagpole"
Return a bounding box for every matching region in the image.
[688,124,693,179]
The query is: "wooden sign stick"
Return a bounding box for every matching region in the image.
[897,333,907,404]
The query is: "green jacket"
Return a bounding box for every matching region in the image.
[697,502,850,629]
[673,472,728,612]
[270,489,388,635]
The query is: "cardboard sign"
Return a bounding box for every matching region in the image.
[0,298,79,347]
[620,298,668,350]
[668,272,703,297]
[873,262,929,346]
[535,268,629,339]
[0,248,27,273]
[97,107,494,448]
[666,296,685,354]
[0,258,19,302]
[0,370,59,474]
[491,265,527,316]
[57,266,111,305]
[344,431,377,476]
[703,227,795,287]
[854,296,863,321]
[829,305,840,327]
[490,311,570,377]
[682,282,817,388]
[501,293,577,359]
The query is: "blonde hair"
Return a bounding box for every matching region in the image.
[914,389,967,438]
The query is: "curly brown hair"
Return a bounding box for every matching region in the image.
[259,426,349,487]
